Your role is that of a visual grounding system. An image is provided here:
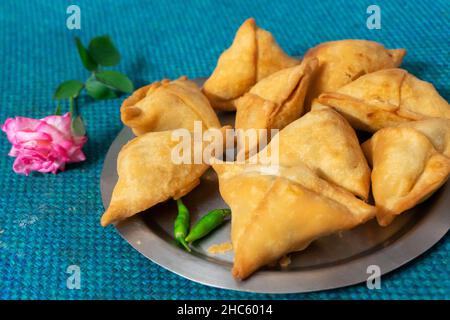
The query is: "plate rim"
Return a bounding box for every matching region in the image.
[101,126,450,294]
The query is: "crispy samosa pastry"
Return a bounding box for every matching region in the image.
[121,76,221,135]
[313,69,450,132]
[213,163,376,279]
[203,18,299,111]
[101,129,224,226]
[235,58,318,156]
[362,118,450,226]
[213,107,375,279]
[270,106,371,199]
[304,40,406,108]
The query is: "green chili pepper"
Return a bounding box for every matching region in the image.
[185,209,231,243]
[174,199,191,252]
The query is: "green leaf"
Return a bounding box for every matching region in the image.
[69,96,75,115]
[68,97,85,136]
[85,76,118,100]
[54,80,84,100]
[95,70,134,93]
[75,37,98,71]
[88,35,120,66]
[71,115,86,137]
[54,102,62,115]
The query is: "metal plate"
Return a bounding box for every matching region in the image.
[100,79,449,294]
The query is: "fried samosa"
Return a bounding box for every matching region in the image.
[270,106,371,199]
[121,76,221,135]
[235,58,318,157]
[314,69,450,132]
[213,107,375,279]
[101,130,221,226]
[304,40,406,108]
[203,18,299,111]
[362,118,450,226]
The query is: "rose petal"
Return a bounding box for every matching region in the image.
[53,143,70,162]
[12,158,31,175]
[35,121,68,143]
[2,116,42,144]
[41,113,72,134]
[15,130,51,144]
[68,148,86,162]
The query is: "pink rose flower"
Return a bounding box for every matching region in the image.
[1,113,87,175]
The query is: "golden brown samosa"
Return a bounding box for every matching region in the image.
[304,40,406,108]
[271,106,371,199]
[362,118,450,226]
[203,18,299,111]
[235,58,318,156]
[313,68,450,132]
[101,129,224,226]
[121,76,220,135]
[213,107,375,279]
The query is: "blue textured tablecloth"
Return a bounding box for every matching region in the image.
[0,0,448,299]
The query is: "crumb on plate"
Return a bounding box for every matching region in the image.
[207,242,233,254]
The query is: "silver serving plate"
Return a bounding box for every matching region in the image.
[100,78,449,293]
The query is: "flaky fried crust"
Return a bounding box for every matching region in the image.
[121,76,220,135]
[203,18,299,111]
[362,120,450,226]
[213,107,375,279]
[314,68,450,132]
[235,58,318,157]
[304,39,406,108]
[101,131,210,226]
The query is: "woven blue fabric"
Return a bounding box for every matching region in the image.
[0,0,448,299]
